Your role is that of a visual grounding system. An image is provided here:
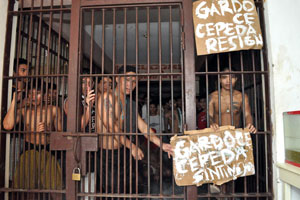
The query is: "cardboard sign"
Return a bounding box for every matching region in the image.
[170,126,255,186]
[193,0,263,55]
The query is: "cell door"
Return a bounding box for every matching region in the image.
[0,1,71,200]
[69,1,195,199]
[0,0,196,199]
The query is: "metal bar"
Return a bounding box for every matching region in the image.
[44,10,54,194]
[195,71,268,75]
[20,32,69,59]
[180,7,185,135]
[129,75,133,196]
[9,8,71,15]
[89,9,95,133]
[98,9,104,195]
[205,56,209,127]
[81,1,182,7]
[123,7,128,196]
[11,9,24,192]
[78,72,183,77]
[251,50,259,195]
[158,5,163,196]
[100,8,109,198]
[33,13,42,75]
[239,51,247,196]
[27,13,36,193]
[182,0,197,199]
[216,54,221,128]
[204,57,211,199]
[65,0,81,199]
[258,2,273,196]
[111,7,117,195]
[135,7,139,196]
[75,193,187,198]
[5,130,270,136]
[3,74,69,79]
[228,53,235,196]
[146,6,151,196]
[169,6,176,195]
[0,188,66,193]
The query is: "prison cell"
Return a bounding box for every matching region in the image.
[0,0,272,200]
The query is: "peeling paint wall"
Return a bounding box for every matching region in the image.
[0,1,8,119]
[264,0,300,199]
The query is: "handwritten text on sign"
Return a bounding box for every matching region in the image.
[193,0,263,55]
[170,127,255,186]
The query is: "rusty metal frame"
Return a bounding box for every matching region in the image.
[193,1,273,199]
[76,1,190,199]
[0,1,70,200]
[0,0,273,200]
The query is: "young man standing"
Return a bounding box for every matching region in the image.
[145,102,164,133]
[96,66,173,193]
[209,67,257,133]
[3,80,62,198]
[208,67,256,194]
[64,75,96,132]
[164,99,180,134]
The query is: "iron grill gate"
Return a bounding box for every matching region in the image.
[0,1,71,200]
[193,1,273,199]
[73,2,188,199]
[0,0,273,200]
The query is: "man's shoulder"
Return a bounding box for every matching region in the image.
[98,91,113,100]
[49,105,61,112]
[233,90,243,97]
[164,110,171,117]
[210,91,219,99]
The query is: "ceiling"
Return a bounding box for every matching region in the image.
[25,2,182,73]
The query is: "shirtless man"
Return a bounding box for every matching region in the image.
[64,76,96,132]
[164,99,180,134]
[3,80,62,197]
[3,59,30,129]
[209,68,257,133]
[97,76,112,94]
[44,83,57,105]
[208,67,257,194]
[14,58,29,93]
[96,66,173,193]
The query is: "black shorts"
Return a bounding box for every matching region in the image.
[97,147,133,194]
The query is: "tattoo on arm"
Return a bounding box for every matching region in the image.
[103,98,113,118]
[209,116,214,124]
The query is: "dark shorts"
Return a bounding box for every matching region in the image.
[97,147,133,194]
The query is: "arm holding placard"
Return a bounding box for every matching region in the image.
[244,94,257,133]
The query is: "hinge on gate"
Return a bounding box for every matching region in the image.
[181,32,185,50]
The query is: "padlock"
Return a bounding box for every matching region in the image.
[72,167,81,181]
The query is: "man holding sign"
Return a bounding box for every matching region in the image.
[209,67,257,134]
[208,67,256,194]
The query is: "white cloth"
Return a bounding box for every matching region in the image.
[142,104,147,121]
[145,115,164,133]
[81,172,95,200]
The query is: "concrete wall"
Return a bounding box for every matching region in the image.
[0,1,8,115]
[264,0,300,199]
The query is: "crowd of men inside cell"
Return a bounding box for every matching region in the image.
[2,58,257,193]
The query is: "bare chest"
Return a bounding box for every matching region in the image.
[24,107,53,130]
[214,95,242,114]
